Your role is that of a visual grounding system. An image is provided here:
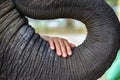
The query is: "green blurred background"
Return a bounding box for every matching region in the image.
[28,0,120,80]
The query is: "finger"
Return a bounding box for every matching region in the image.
[48,39,55,50]
[58,38,67,58]
[70,43,76,47]
[53,38,62,56]
[63,40,72,56]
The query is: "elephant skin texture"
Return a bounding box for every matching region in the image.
[0,0,120,80]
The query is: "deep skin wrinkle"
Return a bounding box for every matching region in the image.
[0,0,120,80]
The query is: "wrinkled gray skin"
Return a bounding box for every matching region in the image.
[0,0,120,80]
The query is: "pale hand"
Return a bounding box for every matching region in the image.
[41,36,76,58]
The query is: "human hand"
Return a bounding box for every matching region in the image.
[42,36,76,58]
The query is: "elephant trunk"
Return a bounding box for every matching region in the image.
[0,0,5,4]
[13,0,106,20]
[0,0,120,80]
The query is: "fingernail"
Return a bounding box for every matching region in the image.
[51,47,54,50]
[57,53,61,56]
[68,52,72,56]
[63,54,67,58]
[51,46,54,50]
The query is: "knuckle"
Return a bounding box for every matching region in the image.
[63,38,67,41]
[59,38,63,41]
[64,40,69,44]
[55,37,59,39]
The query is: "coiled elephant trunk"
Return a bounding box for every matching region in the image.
[0,0,120,80]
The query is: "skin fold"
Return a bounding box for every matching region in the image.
[0,0,120,80]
